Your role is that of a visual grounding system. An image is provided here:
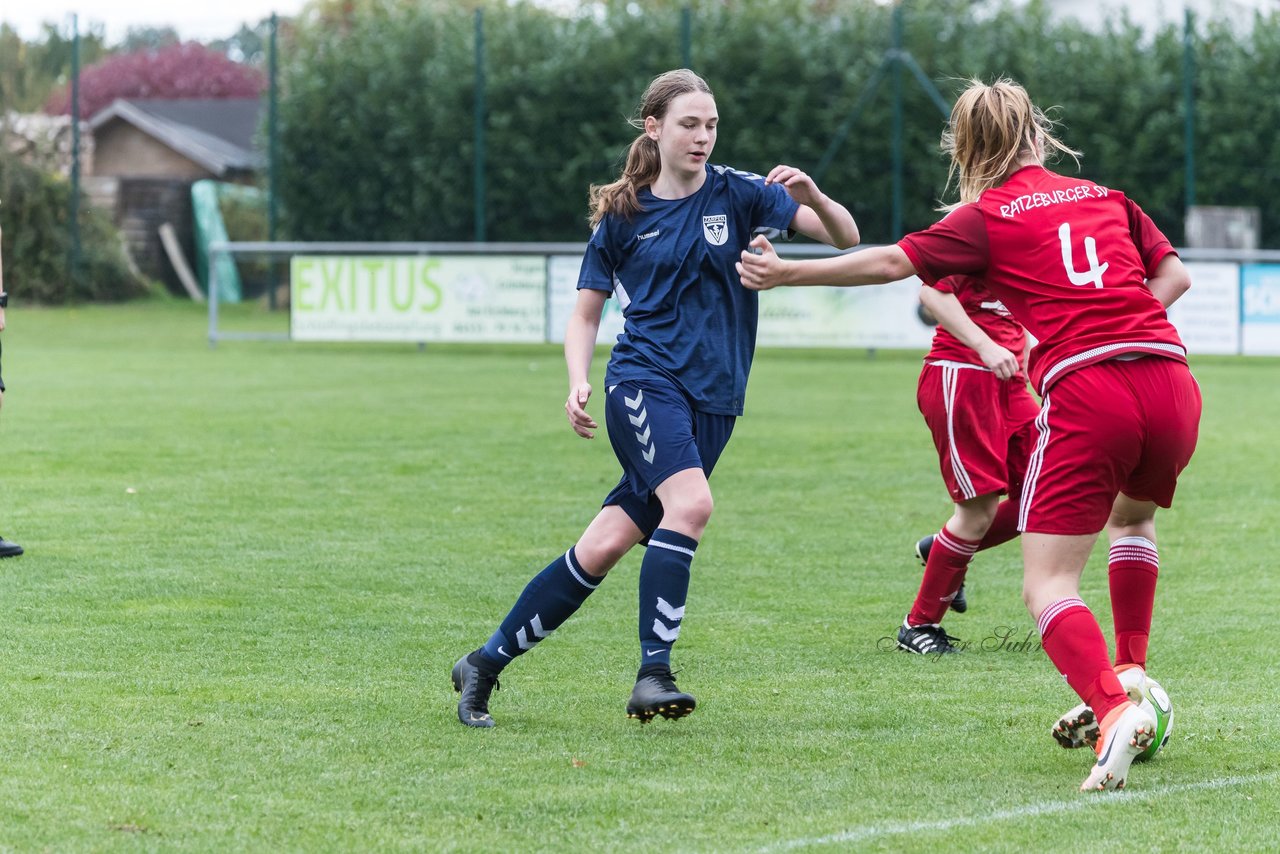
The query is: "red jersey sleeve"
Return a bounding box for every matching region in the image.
[1125,197,1177,276]
[897,204,990,286]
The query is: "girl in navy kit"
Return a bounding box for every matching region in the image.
[452,68,858,727]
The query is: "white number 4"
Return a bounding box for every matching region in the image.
[1058,222,1108,288]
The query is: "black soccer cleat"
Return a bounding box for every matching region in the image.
[451,651,501,728]
[626,664,696,723]
[0,536,23,558]
[914,533,967,613]
[896,619,961,654]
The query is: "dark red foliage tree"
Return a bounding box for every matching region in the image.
[44,42,265,117]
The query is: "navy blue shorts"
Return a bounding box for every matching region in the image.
[601,376,736,538]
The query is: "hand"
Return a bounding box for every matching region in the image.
[977,343,1020,380]
[565,381,597,438]
[765,164,822,207]
[736,236,785,291]
[0,306,6,333]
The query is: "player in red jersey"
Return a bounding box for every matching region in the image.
[737,78,1200,792]
[896,275,1037,655]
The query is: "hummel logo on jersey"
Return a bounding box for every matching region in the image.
[637,229,660,241]
[980,299,1012,316]
[703,214,728,245]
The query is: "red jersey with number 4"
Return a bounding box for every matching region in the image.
[898,165,1186,394]
[926,274,1028,381]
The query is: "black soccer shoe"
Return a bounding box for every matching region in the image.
[451,651,501,728]
[626,664,696,723]
[914,534,967,613]
[896,619,961,654]
[0,536,22,558]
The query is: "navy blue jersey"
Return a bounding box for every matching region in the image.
[577,164,799,416]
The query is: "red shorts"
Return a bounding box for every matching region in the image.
[917,362,1040,503]
[1019,356,1201,536]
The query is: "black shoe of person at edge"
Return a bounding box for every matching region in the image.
[915,534,968,613]
[626,664,696,723]
[0,536,22,558]
[451,650,501,728]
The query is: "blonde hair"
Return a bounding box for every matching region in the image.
[940,78,1080,208]
[588,68,713,227]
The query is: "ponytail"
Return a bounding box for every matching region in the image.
[588,133,662,227]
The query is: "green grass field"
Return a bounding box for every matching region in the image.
[0,301,1275,851]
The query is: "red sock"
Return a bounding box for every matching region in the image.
[1108,536,1159,669]
[907,527,978,626]
[1037,598,1128,721]
[978,498,1020,550]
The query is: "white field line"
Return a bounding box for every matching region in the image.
[755,770,1279,853]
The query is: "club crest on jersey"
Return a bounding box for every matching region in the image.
[702,214,728,246]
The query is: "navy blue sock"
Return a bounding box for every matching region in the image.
[479,547,601,671]
[638,528,698,668]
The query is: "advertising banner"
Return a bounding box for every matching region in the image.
[291,255,546,343]
[1241,263,1280,356]
[1169,262,1240,355]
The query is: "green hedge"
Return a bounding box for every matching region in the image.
[0,153,149,303]
[278,0,1280,246]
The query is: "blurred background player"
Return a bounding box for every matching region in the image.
[450,68,858,727]
[737,78,1199,792]
[0,222,23,558]
[897,275,1036,654]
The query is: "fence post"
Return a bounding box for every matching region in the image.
[474,9,487,242]
[268,12,281,309]
[69,13,82,293]
[1183,7,1196,215]
[681,6,692,69]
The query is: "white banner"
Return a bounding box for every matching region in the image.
[1169,262,1241,355]
[547,254,626,345]
[758,277,934,349]
[547,253,933,349]
[290,255,546,342]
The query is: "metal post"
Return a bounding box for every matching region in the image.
[208,245,222,347]
[69,13,82,292]
[681,6,692,70]
[1183,7,1196,212]
[473,9,487,242]
[268,12,280,309]
[890,2,904,238]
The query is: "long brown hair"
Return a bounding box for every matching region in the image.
[588,69,713,227]
[940,78,1080,208]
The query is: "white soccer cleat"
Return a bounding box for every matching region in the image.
[1052,702,1098,749]
[1080,701,1156,792]
[1052,665,1148,749]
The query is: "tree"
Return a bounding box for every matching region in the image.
[43,42,265,118]
[0,22,111,113]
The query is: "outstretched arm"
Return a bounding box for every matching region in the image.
[766,165,859,249]
[737,239,916,291]
[564,288,607,439]
[918,286,1020,380]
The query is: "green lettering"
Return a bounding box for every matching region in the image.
[360,258,386,311]
[390,260,414,311]
[320,258,345,310]
[294,258,315,310]
[419,259,443,312]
